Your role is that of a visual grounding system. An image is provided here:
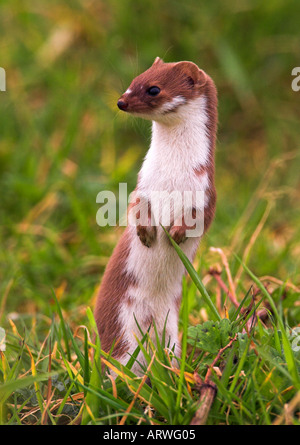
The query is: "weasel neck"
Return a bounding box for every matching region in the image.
[149,96,211,168]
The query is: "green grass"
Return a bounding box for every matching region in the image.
[0,0,300,425]
[1,253,299,425]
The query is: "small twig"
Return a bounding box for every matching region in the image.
[209,268,240,309]
[119,353,156,425]
[190,382,217,425]
[260,276,300,293]
[210,270,267,330]
[210,247,237,302]
[41,389,55,425]
[41,338,52,425]
[205,334,238,384]
[273,392,300,425]
[190,334,238,425]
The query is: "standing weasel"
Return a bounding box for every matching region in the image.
[95,57,217,374]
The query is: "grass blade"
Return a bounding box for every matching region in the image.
[174,276,188,423]
[52,289,71,361]
[163,227,221,321]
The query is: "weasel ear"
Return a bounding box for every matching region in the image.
[175,61,207,88]
[152,57,164,66]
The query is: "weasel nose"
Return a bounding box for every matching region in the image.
[117,99,128,111]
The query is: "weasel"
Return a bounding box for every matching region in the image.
[94,57,218,374]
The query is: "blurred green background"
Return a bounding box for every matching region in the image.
[0,0,299,320]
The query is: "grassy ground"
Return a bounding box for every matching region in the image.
[0,0,300,425]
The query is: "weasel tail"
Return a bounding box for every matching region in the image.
[94,57,218,375]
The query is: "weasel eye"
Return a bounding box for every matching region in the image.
[147,86,160,96]
[186,76,195,87]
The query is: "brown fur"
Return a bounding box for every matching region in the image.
[202,76,218,233]
[94,227,137,358]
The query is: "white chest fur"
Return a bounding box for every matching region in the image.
[140,96,210,194]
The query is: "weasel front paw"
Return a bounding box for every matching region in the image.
[168,225,187,245]
[137,225,156,248]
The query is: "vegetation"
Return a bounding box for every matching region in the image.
[0,0,299,425]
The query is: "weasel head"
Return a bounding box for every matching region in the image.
[117,57,212,125]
